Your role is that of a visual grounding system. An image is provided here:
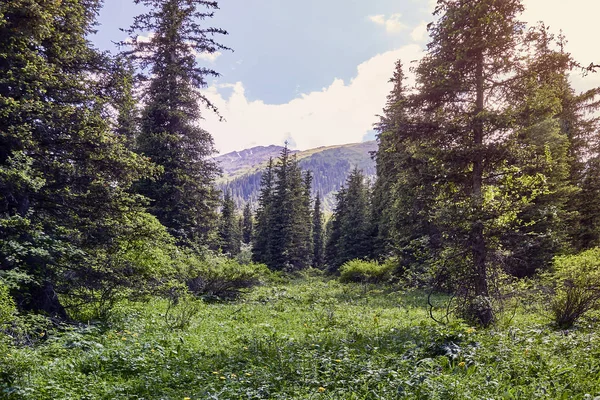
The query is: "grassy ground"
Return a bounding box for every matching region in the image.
[2,275,600,399]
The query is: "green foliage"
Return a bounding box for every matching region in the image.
[0,282,16,328]
[2,278,600,399]
[544,248,600,328]
[184,255,270,301]
[253,146,314,271]
[123,0,229,246]
[241,203,253,244]
[218,191,241,256]
[338,259,394,284]
[326,168,373,270]
[0,0,155,318]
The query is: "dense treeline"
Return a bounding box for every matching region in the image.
[2,0,600,333]
[220,141,377,212]
[251,146,325,271]
[369,0,600,324]
[0,0,235,319]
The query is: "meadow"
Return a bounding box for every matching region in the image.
[2,274,600,399]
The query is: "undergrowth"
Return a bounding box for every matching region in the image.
[1,277,599,399]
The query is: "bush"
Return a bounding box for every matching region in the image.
[183,255,270,301]
[544,248,600,328]
[339,259,394,284]
[0,282,16,329]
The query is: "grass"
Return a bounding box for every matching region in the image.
[2,276,600,399]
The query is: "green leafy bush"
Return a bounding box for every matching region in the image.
[0,282,16,328]
[544,248,600,328]
[183,255,270,301]
[339,259,394,283]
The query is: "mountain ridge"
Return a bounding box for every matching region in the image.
[215,141,378,212]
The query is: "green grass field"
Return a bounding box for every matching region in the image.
[2,276,600,399]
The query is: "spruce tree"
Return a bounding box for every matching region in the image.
[252,158,274,265]
[312,194,325,268]
[0,0,154,316]
[253,146,313,270]
[325,168,372,269]
[242,203,253,244]
[389,0,578,324]
[218,191,241,256]
[123,0,230,246]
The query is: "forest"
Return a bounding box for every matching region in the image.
[1,0,600,398]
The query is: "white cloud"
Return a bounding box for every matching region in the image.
[203,45,424,154]
[196,51,222,63]
[368,13,408,34]
[410,21,429,42]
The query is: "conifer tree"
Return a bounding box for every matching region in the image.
[252,158,274,264]
[312,194,325,268]
[252,147,313,270]
[0,0,154,316]
[123,0,230,246]
[388,0,578,324]
[326,168,372,269]
[218,191,241,256]
[242,203,253,244]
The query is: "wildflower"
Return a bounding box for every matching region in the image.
[184,398,191,400]
[466,327,475,334]
[220,376,226,380]
[121,337,127,341]
[458,362,466,368]
[524,348,530,355]
[335,359,342,363]
[245,373,252,377]
[212,371,219,375]
[231,373,237,378]
[243,346,248,350]
[318,387,326,393]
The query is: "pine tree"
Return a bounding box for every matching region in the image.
[0,0,154,316]
[123,0,230,246]
[325,168,372,269]
[312,194,325,268]
[242,203,253,244]
[218,191,241,256]
[252,146,313,270]
[392,0,578,324]
[252,158,274,265]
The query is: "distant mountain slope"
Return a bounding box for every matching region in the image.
[213,145,298,177]
[215,141,377,212]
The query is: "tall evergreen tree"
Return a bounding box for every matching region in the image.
[325,168,372,269]
[252,158,274,264]
[385,0,578,324]
[252,146,313,270]
[312,194,325,268]
[123,0,230,246]
[0,0,154,316]
[242,203,253,244]
[218,191,240,256]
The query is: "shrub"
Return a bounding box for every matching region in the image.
[0,282,16,329]
[183,255,270,301]
[544,248,600,329]
[339,259,394,284]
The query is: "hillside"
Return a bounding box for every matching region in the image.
[215,141,378,211]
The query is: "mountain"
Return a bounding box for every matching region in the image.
[214,145,299,177]
[214,141,377,212]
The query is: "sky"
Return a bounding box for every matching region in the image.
[93,0,600,154]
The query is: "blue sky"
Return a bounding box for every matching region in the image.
[92,0,600,154]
